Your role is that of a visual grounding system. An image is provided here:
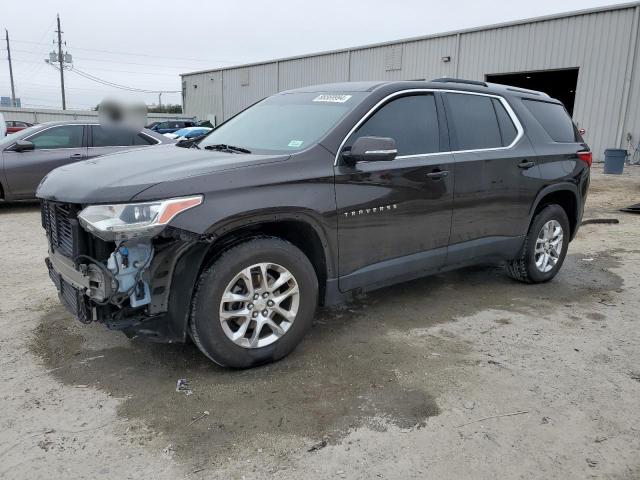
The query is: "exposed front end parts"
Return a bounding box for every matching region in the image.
[106,242,153,308]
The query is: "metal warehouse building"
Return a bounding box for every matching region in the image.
[181,2,640,160]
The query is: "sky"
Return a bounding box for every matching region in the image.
[0,0,627,110]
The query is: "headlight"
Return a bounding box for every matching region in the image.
[78,195,202,241]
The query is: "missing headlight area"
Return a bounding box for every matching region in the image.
[106,241,154,308]
[46,239,154,314]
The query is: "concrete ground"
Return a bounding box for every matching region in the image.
[1,165,639,480]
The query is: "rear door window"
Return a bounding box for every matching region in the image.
[29,125,84,149]
[92,125,136,147]
[134,133,157,145]
[346,94,440,156]
[444,93,503,150]
[522,99,577,143]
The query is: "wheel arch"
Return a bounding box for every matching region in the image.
[529,184,580,240]
[202,214,333,294]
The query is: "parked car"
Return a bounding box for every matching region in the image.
[5,120,34,134]
[37,79,591,368]
[0,121,173,200]
[164,127,212,141]
[149,120,197,134]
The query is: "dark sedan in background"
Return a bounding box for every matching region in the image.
[0,121,174,200]
[148,120,197,134]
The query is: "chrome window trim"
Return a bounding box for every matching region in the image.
[334,88,524,166]
[365,149,398,155]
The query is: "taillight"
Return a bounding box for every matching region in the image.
[577,151,592,167]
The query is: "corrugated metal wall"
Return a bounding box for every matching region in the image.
[182,4,640,159]
[457,7,636,160]
[278,52,350,91]
[0,107,194,125]
[222,63,279,118]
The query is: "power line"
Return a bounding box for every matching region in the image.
[0,79,175,93]
[9,57,182,76]
[50,63,180,94]
[11,48,215,71]
[10,38,245,65]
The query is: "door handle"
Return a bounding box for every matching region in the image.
[426,170,449,179]
[69,153,85,159]
[518,160,536,169]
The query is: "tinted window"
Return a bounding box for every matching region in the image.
[346,94,440,156]
[29,125,84,149]
[134,133,156,145]
[491,98,518,146]
[522,99,577,143]
[92,126,135,147]
[445,93,502,150]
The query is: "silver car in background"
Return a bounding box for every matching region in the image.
[0,121,174,200]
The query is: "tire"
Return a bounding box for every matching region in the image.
[189,237,318,368]
[506,204,570,284]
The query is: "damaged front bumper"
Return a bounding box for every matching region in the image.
[45,235,209,343]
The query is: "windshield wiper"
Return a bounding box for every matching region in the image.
[203,144,251,154]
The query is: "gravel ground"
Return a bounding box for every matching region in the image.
[1,165,639,479]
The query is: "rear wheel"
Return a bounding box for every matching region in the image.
[506,204,570,283]
[189,237,318,368]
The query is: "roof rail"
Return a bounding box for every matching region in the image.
[431,77,488,87]
[505,86,542,96]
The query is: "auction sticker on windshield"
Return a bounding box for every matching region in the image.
[288,140,304,148]
[313,94,352,103]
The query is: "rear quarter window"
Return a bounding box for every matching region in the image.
[522,99,577,143]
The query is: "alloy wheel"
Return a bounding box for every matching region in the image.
[534,219,564,273]
[219,263,299,348]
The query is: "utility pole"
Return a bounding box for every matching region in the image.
[158,92,162,110]
[5,29,16,107]
[56,14,66,110]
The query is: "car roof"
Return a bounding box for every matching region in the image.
[280,78,556,102]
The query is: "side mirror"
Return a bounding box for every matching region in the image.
[342,136,397,164]
[14,140,35,152]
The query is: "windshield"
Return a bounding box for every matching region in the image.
[199,92,365,154]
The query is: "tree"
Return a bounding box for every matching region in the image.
[147,104,183,113]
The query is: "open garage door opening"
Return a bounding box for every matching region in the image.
[486,68,579,115]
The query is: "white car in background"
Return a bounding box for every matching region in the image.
[163,126,212,141]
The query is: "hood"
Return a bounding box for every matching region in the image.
[36,144,288,204]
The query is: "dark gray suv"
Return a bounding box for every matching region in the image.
[0,121,172,200]
[37,79,591,368]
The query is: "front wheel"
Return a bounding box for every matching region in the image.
[189,237,318,368]
[506,204,570,283]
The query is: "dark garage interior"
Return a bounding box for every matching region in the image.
[486,68,579,114]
